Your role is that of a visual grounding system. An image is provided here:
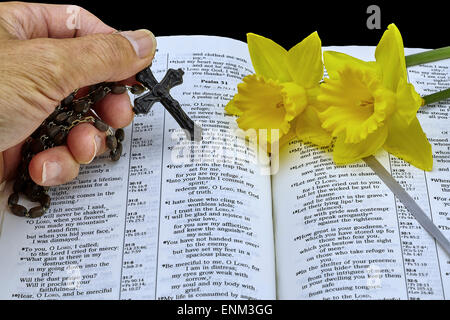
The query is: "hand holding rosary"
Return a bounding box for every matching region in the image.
[7,66,201,218]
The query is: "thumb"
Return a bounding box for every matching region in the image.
[34,29,157,98]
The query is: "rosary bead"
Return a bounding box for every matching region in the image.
[66,115,79,125]
[91,87,108,103]
[62,93,75,106]
[73,100,90,113]
[54,131,67,145]
[94,119,109,132]
[111,85,127,94]
[55,112,69,124]
[10,204,27,217]
[25,182,41,202]
[30,138,45,154]
[46,125,61,139]
[39,194,51,209]
[28,206,45,219]
[117,141,123,154]
[47,109,60,122]
[110,142,123,161]
[106,135,118,150]
[8,193,19,207]
[115,128,125,142]
[130,84,146,95]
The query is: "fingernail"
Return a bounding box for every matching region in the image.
[119,29,157,59]
[41,161,62,185]
[94,135,102,155]
[84,136,100,165]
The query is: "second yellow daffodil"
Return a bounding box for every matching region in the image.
[318,24,432,171]
[225,32,331,151]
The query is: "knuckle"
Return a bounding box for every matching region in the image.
[8,39,73,116]
[28,39,73,98]
[94,33,133,66]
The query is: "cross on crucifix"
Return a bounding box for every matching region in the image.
[134,67,202,141]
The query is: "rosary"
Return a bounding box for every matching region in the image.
[7,66,200,218]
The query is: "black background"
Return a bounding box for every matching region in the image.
[39,0,447,49]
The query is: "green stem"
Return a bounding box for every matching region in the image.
[405,46,450,67]
[423,88,450,106]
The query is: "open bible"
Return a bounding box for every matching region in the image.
[0,36,449,300]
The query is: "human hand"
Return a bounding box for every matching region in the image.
[0,2,156,186]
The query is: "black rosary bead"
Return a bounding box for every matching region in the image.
[111,84,127,94]
[66,115,79,125]
[110,142,122,162]
[61,93,75,106]
[73,100,90,113]
[54,112,69,124]
[115,128,125,142]
[46,109,60,122]
[28,206,45,219]
[10,204,27,217]
[46,125,61,139]
[94,119,109,132]
[106,135,118,150]
[53,131,67,145]
[24,182,41,202]
[39,194,51,209]
[91,87,109,103]
[8,193,19,207]
[130,84,146,95]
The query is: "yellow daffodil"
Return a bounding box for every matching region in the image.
[225,32,332,151]
[317,24,432,171]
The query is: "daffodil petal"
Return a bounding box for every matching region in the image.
[247,33,291,82]
[333,125,388,164]
[323,51,378,79]
[395,79,424,125]
[375,23,407,91]
[224,96,243,116]
[287,31,323,88]
[281,82,307,121]
[383,113,433,171]
[295,106,332,147]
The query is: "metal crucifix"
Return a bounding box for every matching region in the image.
[134,67,202,141]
